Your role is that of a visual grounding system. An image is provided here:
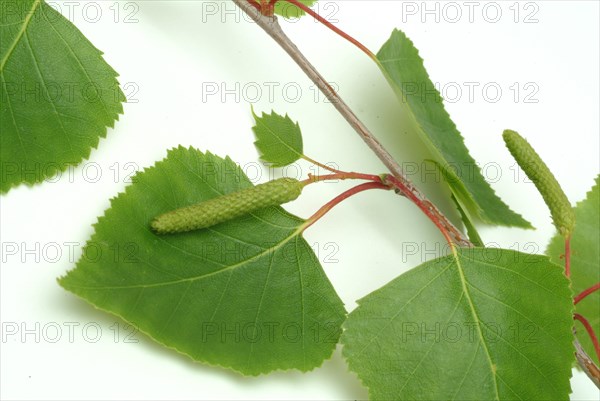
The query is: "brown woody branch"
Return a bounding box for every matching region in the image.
[232,0,470,247]
[574,337,600,388]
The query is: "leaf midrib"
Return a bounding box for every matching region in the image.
[65,226,303,291]
[454,253,500,400]
[0,0,42,72]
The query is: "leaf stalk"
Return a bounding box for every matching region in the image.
[575,283,600,305]
[302,181,390,231]
[574,313,600,362]
[280,0,376,59]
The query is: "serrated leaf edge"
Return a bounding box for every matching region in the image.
[376,29,532,229]
[0,0,126,194]
[251,107,304,167]
[342,249,574,400]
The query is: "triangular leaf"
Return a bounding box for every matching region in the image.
[547,176,600,365]
[0,0,125,193]
[274,0,317,19]
[376,29,531,228]
[342,248,573,400]
[252,108,304,167]
[59,147,345,376]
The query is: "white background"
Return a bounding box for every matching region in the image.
[1,0,599,399]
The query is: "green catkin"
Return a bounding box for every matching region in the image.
[502,130,575,236]
[151,178,305,234]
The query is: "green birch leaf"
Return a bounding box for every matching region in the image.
[274,0,317,19]
[547,176,600,365]
[58,147,345,376]
[376,29,531,228]
[252,108,304,167]
[0,0,125,193]
[342,248,574,400]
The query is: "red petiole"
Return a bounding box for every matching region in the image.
[383,174,458,248]
[251,0,375,59]
[247,0,277,15]
[303,171,460,247]
[301,152,462,247]
[564,235,599,361]
[302,172,382,186]
[301,172,463,249]
[574,313,600,362]
[302,181,390,231]
[565,236,572,278]
[575,283,600,305]
[300,161,461,247]
[301,155,346,175]
[247,0,261,11]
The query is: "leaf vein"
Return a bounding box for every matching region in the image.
[466,280,564,346]
[66,228,302,290]
[0,0,41,72]
[247,252,274,369]
[41,8,113,120]
[23,29,76,160]
[454,255,500,400]
[351,259,455,359]
[397,292,465,394]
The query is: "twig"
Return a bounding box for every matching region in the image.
[574,337,600,389]
[232,0,471,247]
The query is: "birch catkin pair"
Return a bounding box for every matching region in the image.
[152,130,574,237]
[151,178,305,234]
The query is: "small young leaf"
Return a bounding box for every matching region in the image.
[547,176,600,365]
[376,29,531,228]
[252,108,304,167]
[59,147,345,376]
[274,0,317,19]
[342,248,574,400]
[0,0,125,193]
[152,177,304,234]
[503,130,575,237]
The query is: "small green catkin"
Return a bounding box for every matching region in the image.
[151,178,305,234]
[503,130,575,236]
